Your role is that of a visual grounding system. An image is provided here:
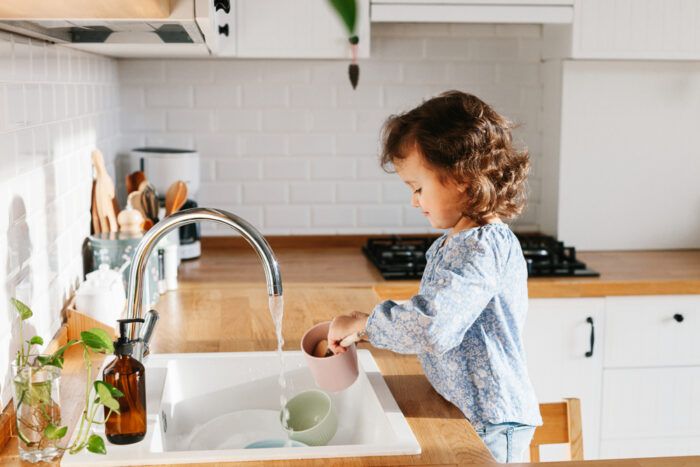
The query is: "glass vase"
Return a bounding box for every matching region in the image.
[11,360,62,463]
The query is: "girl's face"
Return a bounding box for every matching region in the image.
[395,147,473,232]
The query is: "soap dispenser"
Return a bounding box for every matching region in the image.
[103,318,147,444]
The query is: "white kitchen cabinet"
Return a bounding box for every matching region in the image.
[597,295,700,460]
[371,0,574,24]
[524,298,605,460]
[570,0,700,60]
[604,295,700,368]
[236,0,370,58]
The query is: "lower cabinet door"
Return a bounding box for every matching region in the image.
[600,367,700,458]
[524,298,605,460]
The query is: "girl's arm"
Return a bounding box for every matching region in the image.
[366,245,499,356]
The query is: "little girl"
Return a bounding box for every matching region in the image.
[328,91,542,463]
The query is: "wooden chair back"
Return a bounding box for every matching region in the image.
[529,398,583,462]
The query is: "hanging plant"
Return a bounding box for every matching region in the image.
[328,0,360,89]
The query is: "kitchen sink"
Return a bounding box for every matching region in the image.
[61,350,420,466]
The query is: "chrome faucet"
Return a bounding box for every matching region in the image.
[125,208,283,356]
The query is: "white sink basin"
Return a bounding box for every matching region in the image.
[62,350,420,466]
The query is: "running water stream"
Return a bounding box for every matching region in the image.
[268,296,291,438]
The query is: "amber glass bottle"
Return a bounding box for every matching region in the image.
[104,318,147,445]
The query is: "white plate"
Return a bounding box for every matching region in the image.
[188,409,287,451]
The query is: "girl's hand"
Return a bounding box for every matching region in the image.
[328,311,369,355]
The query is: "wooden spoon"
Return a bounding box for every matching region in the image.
[165,181,188,216]
[126,171,147,194]
[91,149,118,233]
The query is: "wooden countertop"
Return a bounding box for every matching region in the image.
[184,243,700,299]
[3,243,700,466]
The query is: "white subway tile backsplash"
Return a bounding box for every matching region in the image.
[291,182,334,203]
[336,84,384,109]
[6,83,25,128]
[241,133,286,156]
[312,205,355,227]
[372,37,425,59]
[243,182,287,204]
[310,157,355,180]
[262,109,310,132]
[290,85,335,108]
[261,62,311,83]
[448,24,497,38]
[469,38,520,61]
[119,60,165,83]
[196,133,240,158]
[195,84,241,108]
[145,133,194,150]
[382,181,409,203]
[167,109,212,132]
[403,63,450,84]
[357,158,390,180]
[166,60,213,83]
[424,38,470,60]
[403,206,430,227]
[199,183,241,204]
[337,182,380,203]
[118,24,543,235]
[358,206,401,227]
[264,205,310,228]
[242,83,288,108]
[310,110,355,132]
[121,109,165,132]
[335,133,380,156]
[213,109,261,132]
[288,134,333,156]
[213,61,262,83]
[1,32,119,408]
[263,158,309,180]
[146,85,193,108]
[216,159,261,180]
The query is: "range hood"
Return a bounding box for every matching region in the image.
[0,0,229,58]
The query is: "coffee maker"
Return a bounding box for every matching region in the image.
[128,147,202,260]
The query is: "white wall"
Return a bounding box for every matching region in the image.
[556,60,700,250]
[0,31,120,407]
[118,23,545,236]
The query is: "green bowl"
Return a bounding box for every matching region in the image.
[281,389,337,446]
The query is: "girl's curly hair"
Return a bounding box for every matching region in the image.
[380,90,530,225]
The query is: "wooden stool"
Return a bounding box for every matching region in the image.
[530,398,583,462]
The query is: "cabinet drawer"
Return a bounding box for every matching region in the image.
[604,295,700,368]
[601,367,700,441]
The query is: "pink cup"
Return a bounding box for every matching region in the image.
[301,321,359,392]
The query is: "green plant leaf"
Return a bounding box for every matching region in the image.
[81,329,114,353]
[100,381,124,399]
[328,0,357,35]
[36,354,63,369]
[87,434,106,455]
[44,423,68,440]
[11,298,32,320]
[94,381,120,413]
[28,336,43,346]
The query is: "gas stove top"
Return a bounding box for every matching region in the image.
[363,233,599,280]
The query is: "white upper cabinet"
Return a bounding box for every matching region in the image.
[236,0,370,58]
[571,0,700,59]
[371,0,574,24]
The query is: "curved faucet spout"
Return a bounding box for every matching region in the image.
[125,207,283,339]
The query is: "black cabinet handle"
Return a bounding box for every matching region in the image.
[585,316,595,358]
[673,313,684,323]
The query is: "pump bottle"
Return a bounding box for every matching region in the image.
[103,318,147,444]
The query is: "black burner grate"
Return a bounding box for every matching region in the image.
[363,234,599,280]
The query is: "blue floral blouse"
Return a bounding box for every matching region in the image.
[366,223,542,430]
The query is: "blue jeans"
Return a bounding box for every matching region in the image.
[477,422,536,463]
